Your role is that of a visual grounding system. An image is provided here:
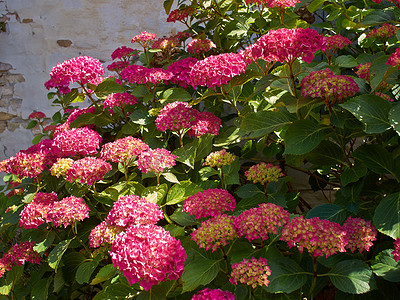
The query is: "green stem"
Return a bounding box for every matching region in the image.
[308,256,318,299]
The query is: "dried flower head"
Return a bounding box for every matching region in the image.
[48,196,90,228]
[66,157,112,186]
[137,148,177,174]
[245,162,283,185]
[230,257,271,288]
[342,217,377,253]
[152,37,180,50]
[191,288,235,300]
[100,136,149,164]
[204,149,237,168]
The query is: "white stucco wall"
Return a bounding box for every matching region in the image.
[0,0,182,159]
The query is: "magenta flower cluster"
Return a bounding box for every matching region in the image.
[366,23,398,39]
[190,53,246,88]
[387,48,400,68]
[230,257,271,288]
[342,217,377,253]
[187,39,216,54]
[103,92,138,111]
[323,34,351,52]
[392,238,400,262]
[183,188,236,219]
[120,65,173,85]
[166,57,198,88]
[235,203,290,241]
[191,288,235,300]
[356,63,372,81]
[100,136,149,164]
[204,149,237,168]
[167,7,195,23]
[131,31,157,48]
[111,46,136,60]
[137,148,177,174]
[245,0,299,8]
[44,56,104,93]
[65,157,112,186]
[245,162,283,185]
[187,111,222,137]
[88,221,124,248]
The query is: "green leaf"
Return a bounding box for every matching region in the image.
[308,0,326,13]
[163,0,174,14]
[373,192,400,239]
[370,55,395,92]
[340,95,392,134]
[0,265,23,295]
[239,111,295,138]
[389,103,400,135]
[31,277,52,300]
[162,172,180,184]
[90,264,117,285]
[306,204,347,224]
[142,184,168,204]
[170,209,198,226]
[137,285,166,300]
[173,135,213,168]
[264,257,308,294]
[26,120,38,129]
[95,78,125,98]
[48,239,73,270]
[222,158,240,185]
[166,181,202,206]
[33,231,56,254]
[160,88,192,102]
[341,163,368,186]
[76,255,102,284]
[335,55,359,68]
[284,120,326,155]
[306,140,345,166]
[352,144,395,176]
[129,109,153,125]
[235,184,264,199]
[328,260,376,294]
[371,249,400,282]
[32,134,44,145]
[93,283,137,300]
[181,257,220,292]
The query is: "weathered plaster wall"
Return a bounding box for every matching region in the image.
[0,0,182,160]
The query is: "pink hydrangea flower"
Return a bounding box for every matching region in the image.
[0,242,41,277]
[375,92,394,102]
[240,43,274,64]
[66,157,112,186]
[155,101,198,132]
[50,158,74,178]
[52,127,101,157]
[356,63,372,81]
[366,23,398,39]
[111,46,137,60]
[183,189,236,219]
[187,39,216,54]
[235,203,290,241]
[167,7,195,23]
[230,257,271,288]
[106,195,164,227]
[109,224,187,290]
[28,111,46,119]
[120,65,173,85]
[44,56,104,93]
[246,0,299,8]
[392,238,400,262]
[48,196,90,228]
[191,214,238,251]
[166,57,198,88]
[152,37,180,50]
[19,192,58,229]
[280,216,347,257]
[192,288,235,300]
[190,53,247,88]
[245,162,283,185]
[204,149,237,168]
[323,34,351,52]
[254,28,324,64]
[342,217,377,253]
[137,148,177,174]
[100,136,149,164]
[187,111,222,137]
[103,92,138,111]
[89,220,124,248]
[107,61,128,72]
[131,31,157,43]
[387,48,400,68]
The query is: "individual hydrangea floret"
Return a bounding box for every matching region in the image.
[100,136,149,164]
[187,111,222,137]
[109,224,187,290]
[111,46,137,60]
[392,238,400,262]
[120,65,173,85]
[230,257,271,288]
[191,215,238,252]
[167,7,195,23]
[190,53,247,88]
[50,158,74,178]
[66,157,112,186]
[183,189,236,219]
[204,149,237,168]
[280,216,347,257]
[342,217,377,253]
[235,203,290,241]
[19,192,58,229]
[387,48,400,68]
[366,23,398,39]
[245,162,283,185]
[89,220,124,248]
[166,57,198,88]
[106,195,164,227]
[187,39,216,54]
[44,56,104,93]
[191,288,235,300]
[137,148,177,174]
[52,127,102,157]
[155,101,198,132]
[48,196,90,228]
[103,92,138,111]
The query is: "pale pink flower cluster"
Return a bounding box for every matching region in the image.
[245,162,283,185]
[155,102,198,132]
[187,39,216,54]
[152,37,180,50]
[166,57,198,88]
[253,28,324,64]
[65,157,112,186]
[106,195,164,227]
[120,65,173,85]
[235,203,290,241]
[342,217,377,253]
[89,221,124,248]
[392,238,400,262]
[167,7,195,23]
[301,68,359,104]
[191,214,238,251]
[280,216,347,257]
[183,189,236,219]
[131,31,157,49]
[387,48,400,68]
[109,224,186,290]
[100,136,149,164]
[103,92,138,111]
[366,23,398,39]
[230,257,271,288]
[356,63,372,81]
[190,53,247,88]
[48,196,90,228]
[245,0,299,8]
[187,111,222,137]
[52,127,101,157]
[50,158,74,178]
[0,242,41,278]
[111,46,136,60]
[19,192,58,229]
[204,149,237,168]
[191,288,235,300]
[44,56,104,94]
[137,148,177,174]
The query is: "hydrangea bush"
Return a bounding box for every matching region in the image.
[1,0,400,299]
